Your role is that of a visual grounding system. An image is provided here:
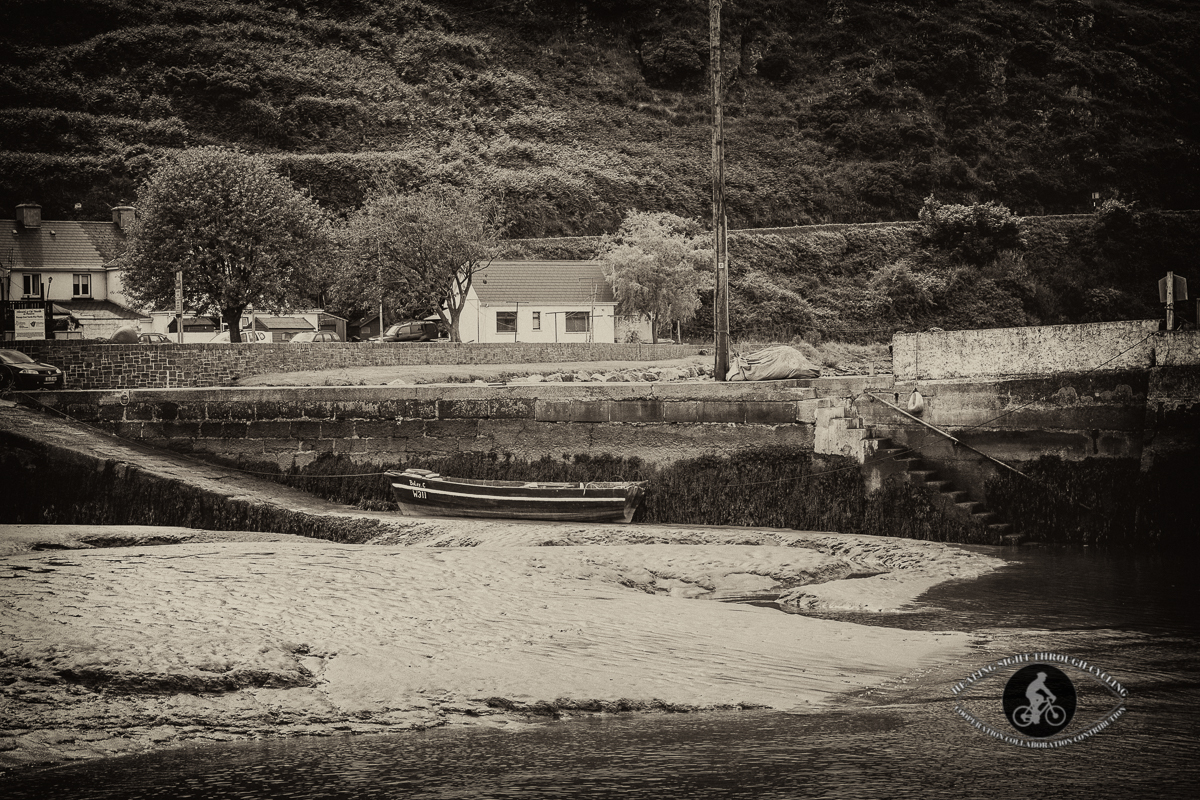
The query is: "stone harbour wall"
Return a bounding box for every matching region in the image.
[36,383,819,469]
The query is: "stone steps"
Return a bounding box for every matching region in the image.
[865,435,1017,543]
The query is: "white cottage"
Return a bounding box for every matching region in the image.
[3,203,150,339]
[455,261,650,344]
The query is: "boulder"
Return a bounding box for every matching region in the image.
[108,327,139,344]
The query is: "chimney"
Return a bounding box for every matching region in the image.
[16,203,41,228]
[112,205,136,231]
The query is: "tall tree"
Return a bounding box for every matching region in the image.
[598,211,712,343]
[121,147,331,341]
[335,184,504,341]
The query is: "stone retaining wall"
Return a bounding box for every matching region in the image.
[6,341,705,391]
[37,382,818,469]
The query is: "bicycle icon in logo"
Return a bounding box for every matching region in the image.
[1003,664,1076,737]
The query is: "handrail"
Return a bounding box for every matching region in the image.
[861,391,1035,483]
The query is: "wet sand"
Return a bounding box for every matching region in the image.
[1,522,1002,776]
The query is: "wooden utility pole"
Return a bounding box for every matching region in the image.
[1166,270,1176,331]
[711,0,730,381]
[1159,271,1188,330]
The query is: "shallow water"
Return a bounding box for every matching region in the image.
[5,546,1198,800]
[796,545,1200,635]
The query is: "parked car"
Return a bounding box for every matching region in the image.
[138,332,173,344]
[0,349,65,390]
[369,321,441,343]
[208,330,270,343]
[371,320,440,342]
[290,331,341,343]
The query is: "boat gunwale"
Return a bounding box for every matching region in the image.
[386,470,645,493]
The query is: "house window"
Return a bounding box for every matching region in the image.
[531,311,541,330]
[73,273,91,297]
[22,273,42,297]
[565,311,590,333]
[496,311,517,334]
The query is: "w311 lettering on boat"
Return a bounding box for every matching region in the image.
[386,469,646,523]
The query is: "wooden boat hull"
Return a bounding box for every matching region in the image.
[386,470,645,523]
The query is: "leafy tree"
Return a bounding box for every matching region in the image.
[121,147,331,340]
[335,184,505,342]
[598,211,713,343]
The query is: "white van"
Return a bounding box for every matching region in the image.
[208,330,270,344]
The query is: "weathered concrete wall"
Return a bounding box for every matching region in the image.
[846,370,1155,508]
[892,320,1160,381]
[6,341,705,391]
[35,382,819,469]
[1156,330,1200,367]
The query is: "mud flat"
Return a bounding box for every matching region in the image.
[0,522,1003,776]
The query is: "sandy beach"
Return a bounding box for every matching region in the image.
[0,522,1003,776]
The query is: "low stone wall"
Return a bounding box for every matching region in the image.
[892,320,1161,381]
[6,341,705,391]
[36,382,818,469]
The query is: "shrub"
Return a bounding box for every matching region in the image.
[918,195,1026,264]
[639,34,705,87]
[867,258,938,319]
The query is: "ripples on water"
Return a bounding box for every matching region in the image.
[4,547,1198,799]
[789,546,1200,635]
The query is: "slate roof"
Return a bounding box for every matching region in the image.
[472,261,615,305]
[4,220,109,272]
[55,299,148,321]
[79,222,129,264]
[171,316,219,329]
[252,316,314,331]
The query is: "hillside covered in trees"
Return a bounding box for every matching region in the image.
[2,0,1198,236]
[2,0,1197,338]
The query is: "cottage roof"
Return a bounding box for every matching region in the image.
[79,221,129,264]
[4,220,113,272]
[472,261,615,305]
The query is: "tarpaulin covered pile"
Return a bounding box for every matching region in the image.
[726,345,821,381]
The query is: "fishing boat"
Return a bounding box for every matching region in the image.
[386,468,646,523]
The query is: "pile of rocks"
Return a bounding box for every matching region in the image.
[506,363,715,384]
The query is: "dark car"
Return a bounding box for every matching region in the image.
[290,331,342,343]
[371,320,439,342]
[138,332,173,344]
[0,349,65,390]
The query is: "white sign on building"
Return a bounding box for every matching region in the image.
[14,308,45,340]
